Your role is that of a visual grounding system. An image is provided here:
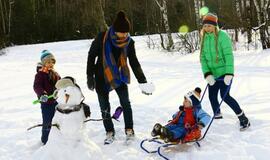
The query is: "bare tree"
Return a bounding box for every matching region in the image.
[234,0,252,45]
[253,0,270,49]
[8,0,14,34]
[94,0,108,31]
[0,0,6,35]
[154,0,174,51]
[194,0,205,30]
[245,0,252,44]
[235,0,242,24]
[0,0,12,49]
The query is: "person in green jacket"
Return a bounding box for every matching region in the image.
[200,13,250,131]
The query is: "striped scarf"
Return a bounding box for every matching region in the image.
[39,67,60,85]
[102,27,131,91]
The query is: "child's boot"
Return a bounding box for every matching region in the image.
[161,127,174,143]
[238,111,250,131]
[151,123,162,137]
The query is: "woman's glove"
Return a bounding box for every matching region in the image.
[87,77,95,91]
[205,75,216,86]
[224,75,233,85]
[138,82,155,95]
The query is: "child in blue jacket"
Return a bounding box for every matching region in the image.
[151,87,211,143]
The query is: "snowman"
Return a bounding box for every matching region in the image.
[32,77,103,160]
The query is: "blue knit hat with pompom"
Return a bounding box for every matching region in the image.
[40,50,55,65]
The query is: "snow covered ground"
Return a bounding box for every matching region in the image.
[0,34,270,160]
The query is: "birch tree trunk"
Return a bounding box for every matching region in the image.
[154,0,174,51]
[253,0,270,49]
[245,0,252,44]
[235,0,242,24]
[194,0,200,29]
[234,0,242,42]
[194,0,205,30]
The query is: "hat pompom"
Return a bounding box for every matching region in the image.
[117,11,126,20]
[195,87,201,94]
[185,88,201,106]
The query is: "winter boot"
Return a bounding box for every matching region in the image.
[125,128,135,145]
[151,123,162,137]
[238,112,250,131]
[160,127,174,143]
[125,128,135,140]
[104,131,115,145]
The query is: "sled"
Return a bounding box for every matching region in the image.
[140,137,201,160]
[140,81,232,160]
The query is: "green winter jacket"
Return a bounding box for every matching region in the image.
[200,30,234,78]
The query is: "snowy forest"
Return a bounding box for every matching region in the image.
[0,0,270,50]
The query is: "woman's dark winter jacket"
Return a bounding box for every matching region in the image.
[87,32,147,93]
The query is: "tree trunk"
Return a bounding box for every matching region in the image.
[235,0,242,25]
[94,0,108,32]
[194,0,200,30]
[234,28,239,42]
[8,0,14,35]
[154,0,174,51]
[194,0,205,29]
[245,0,252,44]
[0,0,6,35]
[253,0,270,49]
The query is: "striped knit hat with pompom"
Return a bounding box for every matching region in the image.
[202,13,218,26]
[40,50,56,65]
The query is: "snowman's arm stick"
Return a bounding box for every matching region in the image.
[27,123,59,131]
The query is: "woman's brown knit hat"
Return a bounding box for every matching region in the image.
[112,11,130,32]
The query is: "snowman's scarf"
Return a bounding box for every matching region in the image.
[56,105,81,114]
[56,103,90,118]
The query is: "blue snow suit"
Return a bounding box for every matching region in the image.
[165,106,211,140]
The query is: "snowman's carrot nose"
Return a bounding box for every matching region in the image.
[65,94,70,103]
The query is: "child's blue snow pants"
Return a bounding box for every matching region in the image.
[40,102,56,144]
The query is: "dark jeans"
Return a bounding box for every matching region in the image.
[97,84,133,132]
[209,79,242,115]
[41,102,56,144]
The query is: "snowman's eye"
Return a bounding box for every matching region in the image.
[64,89,67,92]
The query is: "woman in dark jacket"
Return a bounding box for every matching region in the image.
[86,11,154,144]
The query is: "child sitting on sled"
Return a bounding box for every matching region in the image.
[151,87,211,143]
